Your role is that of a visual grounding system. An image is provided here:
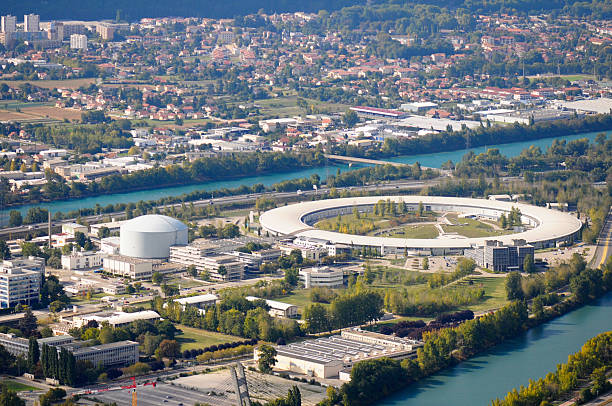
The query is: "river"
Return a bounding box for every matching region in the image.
[379,292,612,406]
[2,130,608,218]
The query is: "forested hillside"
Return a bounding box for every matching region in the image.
[3,0,612,22]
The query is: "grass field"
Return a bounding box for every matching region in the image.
[165,277,206,289]
[442,214,512,238]
[449,276,509,313]
[175,325,242,351]
[1,381,38,392]
[384,224,439,239]
[276,289,318,311]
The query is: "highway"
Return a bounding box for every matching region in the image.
[591,207,612,269]
[0,178,442,238]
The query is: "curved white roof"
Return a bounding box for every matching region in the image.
[121,214,187,233]
[259,196,582,249]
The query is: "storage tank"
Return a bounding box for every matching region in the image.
[119,215,188,259]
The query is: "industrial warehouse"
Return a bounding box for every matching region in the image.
[254,328,422,379]
[259,196,583,256]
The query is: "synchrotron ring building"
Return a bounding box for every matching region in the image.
[259,196,583,256]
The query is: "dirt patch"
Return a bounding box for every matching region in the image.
[20,105,82,121]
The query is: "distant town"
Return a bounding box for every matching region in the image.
[0,3,611,406]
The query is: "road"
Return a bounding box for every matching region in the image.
[590,207,612,269]
[0,178,441,238]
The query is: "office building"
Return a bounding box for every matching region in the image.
[24,14,40,33]
[61,222,88,237]
[70,33,87,50]
[70,310,160,329]
[0,258,44,309]
[465,239,534,272]
[1,15,16,33]
[61,251,104,271]
[299,266,344,288]
[169,244,244,281]
[102,255,153,280]
[0,333,73,356]
[0,333,139,367]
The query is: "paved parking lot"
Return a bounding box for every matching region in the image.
[89,382,236,406]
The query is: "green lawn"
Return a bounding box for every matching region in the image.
[1,381,38,392]
[175,325,242,351]
[385,224,439,239]
[449,276,509,313]
[442,214,512,238]
[276,289,320,311]
[165,277,206,289]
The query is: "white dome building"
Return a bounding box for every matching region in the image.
[119,214,188,259]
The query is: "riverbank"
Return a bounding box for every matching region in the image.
[375,272,612,405]
[1,128,608,220]
[491,330,612,406]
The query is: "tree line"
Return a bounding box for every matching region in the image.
[491,330,612,406]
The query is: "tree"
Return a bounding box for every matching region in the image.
[161,283,179,297]
[0,240,10,260]
[523,254,535,273]
[27,337,39,373]
[505,272,524,301]
[127,146,140,156]
[257,344,277,373]
[217,266,227,278]
[187,265,198,277]
[74,231,86,248]
[422,257,429,270]
[342,109,358,128]
[152,272,163,285]
[38,388,66,406]
[284,268,299,287]
[18,308,38,337]
[98,326,115,344]
[97,226,110,239]
[417,201,424,217]
[303,303,330,333]
[0,386,25,406]
[155,339,180,360]
[8,211,22,227]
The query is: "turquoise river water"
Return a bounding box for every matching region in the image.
[3,130,608,217]
[379,292,612,406]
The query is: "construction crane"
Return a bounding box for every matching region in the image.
[72,377,157,406]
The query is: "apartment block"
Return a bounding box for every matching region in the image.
[24,14,39,32]
[70,34,87,50]
[1,15,16,33]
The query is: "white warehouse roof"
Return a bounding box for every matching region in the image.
[259,196,582,250]
[174,294,219,305]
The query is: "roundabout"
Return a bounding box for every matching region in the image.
[259,196,583,256]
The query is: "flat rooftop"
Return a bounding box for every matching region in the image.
[259,196,582,250]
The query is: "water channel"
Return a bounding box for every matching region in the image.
[3,130,608,218]
[379,292,612,406]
